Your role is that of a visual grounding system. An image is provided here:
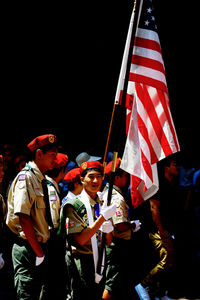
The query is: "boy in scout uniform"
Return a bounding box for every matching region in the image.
[59,161,116,300]
[102,158,141,300]
[45,152,68,299]
[6,134,58,300]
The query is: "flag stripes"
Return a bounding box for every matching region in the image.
[118,0,180,206]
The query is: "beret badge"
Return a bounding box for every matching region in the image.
[81,162,88,170]
[48,135,55,143]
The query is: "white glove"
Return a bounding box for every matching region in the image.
[100,220,114,233]
[0,253,5,269]
[35,255,45,266]
[100,203,116,220]
[131,220,141,232]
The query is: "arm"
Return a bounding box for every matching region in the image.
[19,213,44,257]
[73,215,106,246]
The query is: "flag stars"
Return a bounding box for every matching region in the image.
[140,2,157,32]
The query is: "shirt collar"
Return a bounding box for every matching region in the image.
[28,161,45,182]
[81,188,100,207]
[113,184,123,195]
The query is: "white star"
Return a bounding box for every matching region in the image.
[151,16,155,21]
[147,7,152,13]
[145,20,149,26]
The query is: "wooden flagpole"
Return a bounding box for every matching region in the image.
[97,0,142,276]
[102,0,141,168]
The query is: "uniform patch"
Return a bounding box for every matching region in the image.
[18,174,26,181]
[50,195,57,201]
[116,210,122,216]
[66,221,75,229]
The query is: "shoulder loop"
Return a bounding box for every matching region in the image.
[22,163,36,176]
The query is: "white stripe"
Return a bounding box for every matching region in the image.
[130,64,167,85]
[136,94,165,160]
[136,28,160,44]
[133,46,164,65]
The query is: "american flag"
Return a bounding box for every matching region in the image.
[116,0,180,207]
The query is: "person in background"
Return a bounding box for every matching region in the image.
[6,134,58,300]
[75,151,102,167]
[135,154,182,300]
[102,158,141,300]
[44,152,68,299]
[62,167,83,205]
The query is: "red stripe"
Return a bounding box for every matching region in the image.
[137,112,158,163]
[135,83,173,159]
[141,150,153,185]
[132,55,165,75]
[157,89,180,151]
[129,73,168,94]
[134,36,162,53]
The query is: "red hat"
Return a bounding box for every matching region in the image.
[64,168,81,183]
[0,155,3,164]
[27,134,57,151]
[105,158,122,175]
[80,161,104,175]
[54,153,68,168]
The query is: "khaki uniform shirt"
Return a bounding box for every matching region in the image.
[46,176,60,229]
[102,184,131,240]
[65,190,102,254]
[6,161,50,243]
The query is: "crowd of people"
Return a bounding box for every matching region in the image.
[0,134,200,300]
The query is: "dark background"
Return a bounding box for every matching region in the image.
[1,1,199,166]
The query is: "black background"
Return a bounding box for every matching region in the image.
[1,1,199,166]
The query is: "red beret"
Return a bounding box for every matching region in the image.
[105,158,122,175]
[64,168,81,183]
[27,134,57,151]
[54,153,68,168]
[80,161,104,175]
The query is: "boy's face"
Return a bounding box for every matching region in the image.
[168,159,179,176]
[82,170,103,197]
[38,148,58,172]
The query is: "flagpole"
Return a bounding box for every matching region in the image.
[97,0,142,277]
[103,0,141,167]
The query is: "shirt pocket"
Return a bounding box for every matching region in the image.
[35,189,46,209]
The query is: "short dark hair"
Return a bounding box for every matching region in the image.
[29,144,57,161]
[81,168,104,178]
[67,177,82,191]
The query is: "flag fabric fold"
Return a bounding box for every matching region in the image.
[116,0,180,207]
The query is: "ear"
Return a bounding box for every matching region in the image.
[35,149,43,159]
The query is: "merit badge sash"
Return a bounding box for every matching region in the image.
[80,189,105,284]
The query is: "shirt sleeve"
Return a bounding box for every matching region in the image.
[13,173,34,216]
[65,205,87,234]
[112,196,129,225]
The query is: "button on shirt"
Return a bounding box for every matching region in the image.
[6,161,50,243]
